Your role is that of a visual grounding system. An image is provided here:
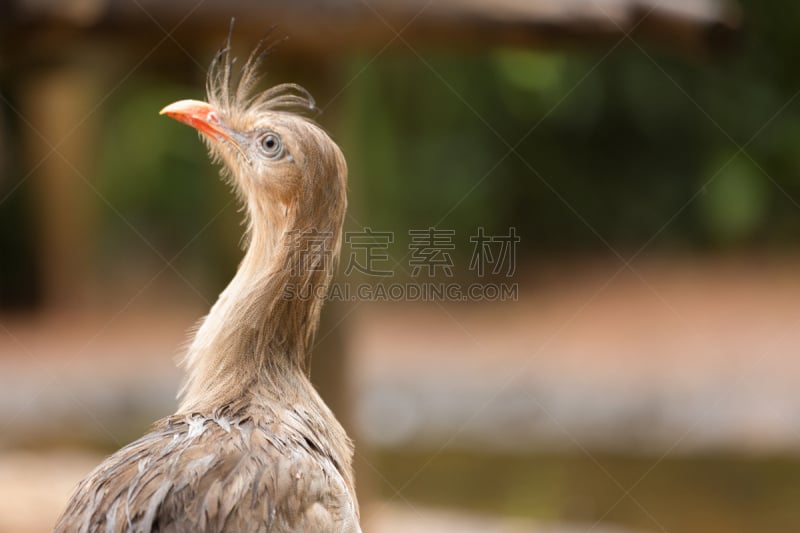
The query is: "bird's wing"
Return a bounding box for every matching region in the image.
[54,413,360,533]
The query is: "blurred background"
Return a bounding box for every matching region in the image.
[2,0,800,531]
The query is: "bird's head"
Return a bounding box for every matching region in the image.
[160,42,347,243]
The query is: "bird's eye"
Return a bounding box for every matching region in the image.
[257,131,284,160]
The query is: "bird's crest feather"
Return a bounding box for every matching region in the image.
[206,23,316,117]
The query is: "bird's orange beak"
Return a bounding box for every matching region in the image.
[159,99,235,143]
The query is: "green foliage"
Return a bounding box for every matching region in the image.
[340,2,800,257]
[701,153,769,244]
[94,79,241,290]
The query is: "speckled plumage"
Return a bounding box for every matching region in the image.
[56,390,359,533]
[54,36,358,533]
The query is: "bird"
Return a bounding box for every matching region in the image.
[54,40,360,533]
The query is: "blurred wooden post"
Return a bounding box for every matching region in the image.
[19,64,99,311]
[311,299,359,457]
[306,58,376,513]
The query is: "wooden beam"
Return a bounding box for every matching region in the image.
[4,0,741,56]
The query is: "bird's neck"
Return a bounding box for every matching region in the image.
[178,197,341,414]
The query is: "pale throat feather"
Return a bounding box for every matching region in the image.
[178,147,345,414]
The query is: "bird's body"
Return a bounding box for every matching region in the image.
[57,383,358,532]
[55,41,359,533]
